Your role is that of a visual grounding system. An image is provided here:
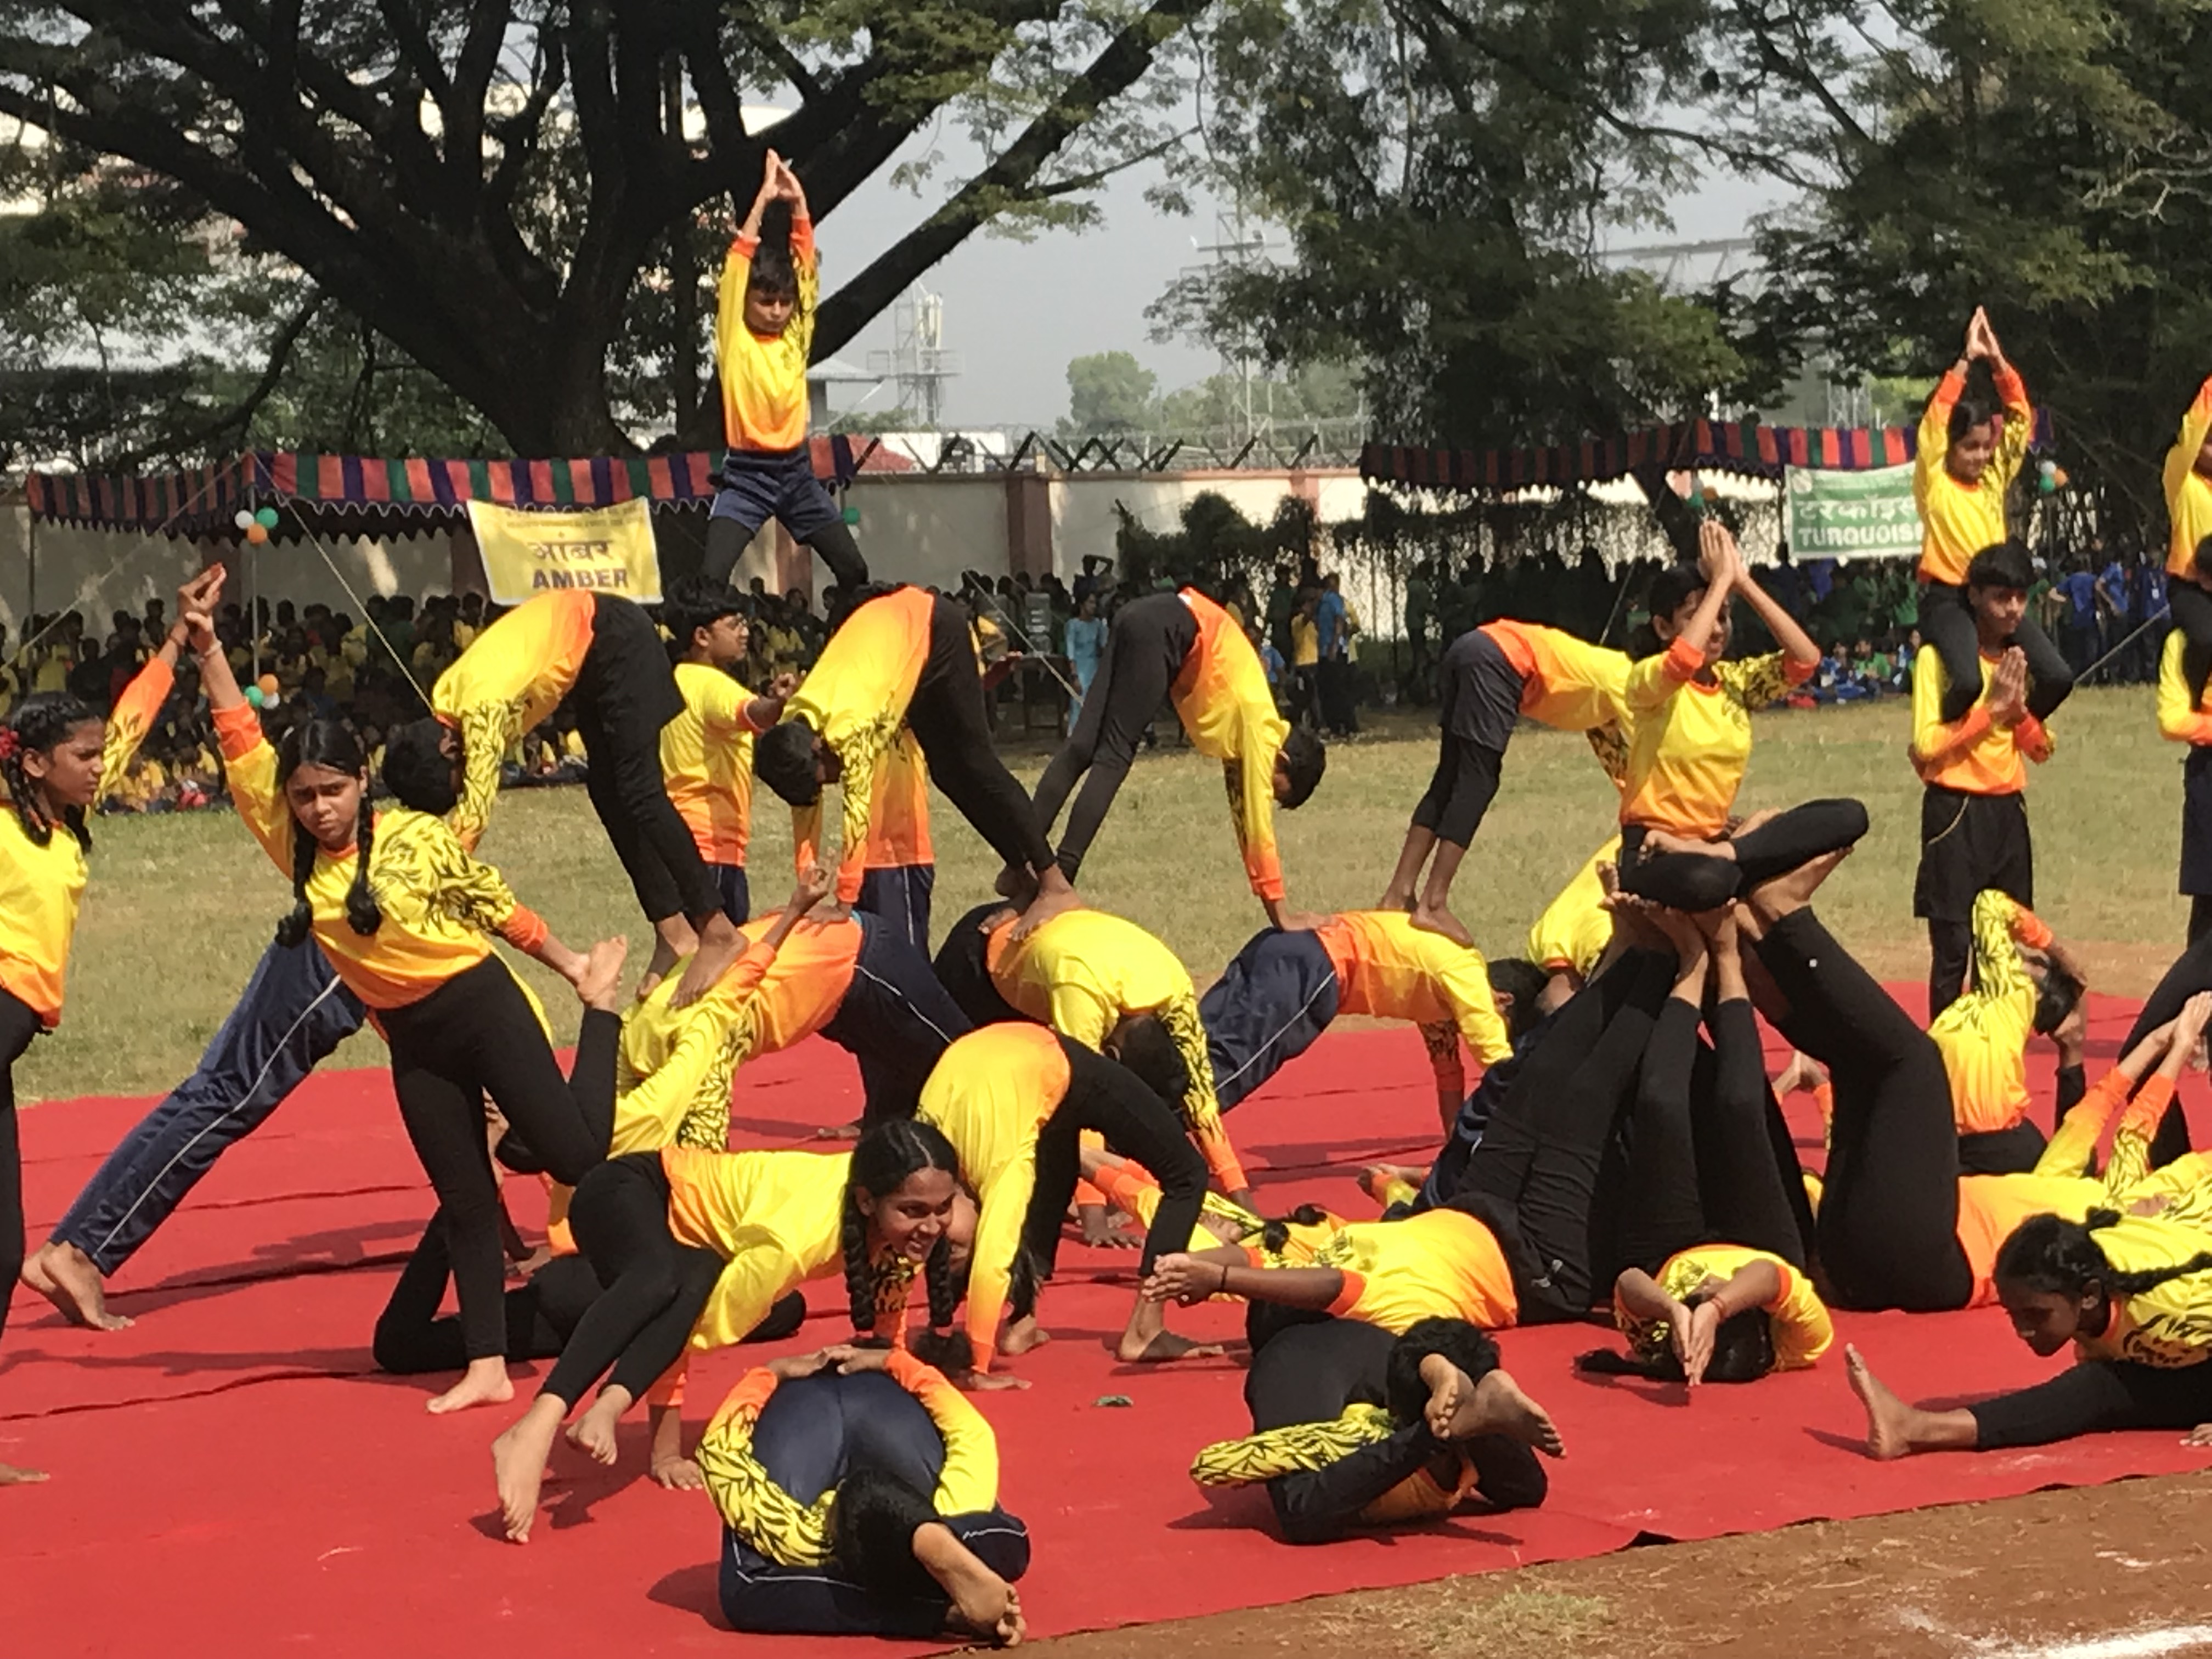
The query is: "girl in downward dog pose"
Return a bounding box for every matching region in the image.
[0,568,208,1484]
[491,1120,968,1542]
[191,572,627,1415]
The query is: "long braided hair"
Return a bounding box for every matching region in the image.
[1,692,101,850]
[273,719,382,946]
[839,1116,963,1337]
[1996,1209,2212,1310]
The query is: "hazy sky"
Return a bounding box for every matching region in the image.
[816,138,1794,432]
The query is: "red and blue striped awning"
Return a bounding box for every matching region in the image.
[22,439,893,535]
[1361,417,1947,491]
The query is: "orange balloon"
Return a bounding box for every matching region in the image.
[256,674,279,698]
[245,521,270,545]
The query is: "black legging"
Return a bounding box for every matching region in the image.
[1023,1038,1207,1290]
[0,988,43,1346]
[2192,895,2212,947]
[1617,798,1870,912]
[380,963,619,1362]
[1971,1357,2212,1449]
[1957,1116,2048,1177]
[1614,996,1809,1277]
[1920,579,2074,724]
[574,595,722,926]
[1242,1315,1546,1543]
[1453,950,1673,1318]
[702,514,868,593]
[904,596,1058,879]
[1752,909,1972,1312]
[541,1152,727,1407]
[1927,918,1974,1024]
[1031,593,1198,881]
[2119,934,2212,1167]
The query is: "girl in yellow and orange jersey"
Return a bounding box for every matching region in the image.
[188,568,629,1418]
[1912,307,2073,723]
[0,571,204,1487]
[1616,518,1860,911]
[699,151,867,595]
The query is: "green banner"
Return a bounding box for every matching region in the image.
[1783,462,1920,562]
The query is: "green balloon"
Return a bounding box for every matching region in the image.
[244,685,266,708]
[255,506,279,528]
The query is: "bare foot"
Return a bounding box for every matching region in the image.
[1077,1206,1143,1249]
[1001,1316,1051,1357]
[565,1395,624,1466]
[574,937,629,1011]
[491,1395,566,1542]
[1408,902,1475,949]
[1378,881,1416,914]
[651,1455,704,1491]
[1423,1356,1565,1457]
[993,861,1030,901]
[22,1242,131,1331]
[1773,1049,1827,1099]
[639,926,684,998]
[915,1522,1025,1645]
[1117,1325,1226,1363]
[427,1356,514,1415]
[1010,882,1081,941]
[1640,828,1725,861]
[1846,1344,1914,1461]
[1746,845,1852,924]
[813,1119,863,1141]
[0,1460,48,1483]
[670,913,743,1009]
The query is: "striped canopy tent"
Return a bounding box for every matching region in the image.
[22,438,902,540]
[1358,414,2045,493]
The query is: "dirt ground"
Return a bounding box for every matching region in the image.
[1025,1472,2212,1658]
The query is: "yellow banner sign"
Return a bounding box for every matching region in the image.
[466,498,662,605]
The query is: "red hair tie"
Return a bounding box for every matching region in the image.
[0,729,19,762]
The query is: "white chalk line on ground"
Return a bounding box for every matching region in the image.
[1973,1625,2212,1659]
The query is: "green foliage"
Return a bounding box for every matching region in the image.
[1063,349,1161,433]
[1113,489,1318,590]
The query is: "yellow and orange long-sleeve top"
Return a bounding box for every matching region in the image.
[1909,644,2053,795]
[608,939,783,1156]
[1088,1156,1346,1263]
[1526,833,1621,979]
[2165,376,2212,578]
[430,589,599,850]
[715,216,817,454]
[2158,630,2212,747]
[864,729,933,870]
[1928,890,2053,1137]
[915,1024,1076,1373]
[0,654,171,1025]
[663,660,769,867]
[2068,1213,2212,1369]
[1169,589,1294,903]
[983,906,1244,1194]
[1312,910,1514,1066]
[659,1143,910,1355]
[1612,1245,1833,1371]
[1619,644,1809,837]
[1477,618,1631,734]
[216,704,549,1013]
[1915,363,2032,585]
[736,911,862,1053]
[696,1350,996,1566]
[1307,1209,1519,1334]
[783,587,935,905]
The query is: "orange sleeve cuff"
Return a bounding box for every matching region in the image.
[1784,653,1819,686]
[646,1352,691,1411]
[1073,1177,1108,1209]
[1933,368,1967,409]
[213,702,264,760]
[2015,713,2051,757]
[1324,1271,1367,1318]
[1663,636,1705,682]
[2012,909,2055,952]
[1246,849,1285,905]
[498,906,548,953]
[1993,363,2029,409]
[732,232,760,259]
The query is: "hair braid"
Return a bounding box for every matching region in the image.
[923,1233,961,1330]
[274,820,318,947]
[839,1188,876,1330]
[344,782,382,936]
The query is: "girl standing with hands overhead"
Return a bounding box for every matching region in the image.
[1912,307,2072,721]
[186,567,628,1416]
[0,569,207,1485]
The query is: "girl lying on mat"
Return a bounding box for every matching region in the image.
[1188,1314,1557,1543]
[696,1344,1029,1642]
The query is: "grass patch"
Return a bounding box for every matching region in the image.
[26,684,2187,1102]
[1317,1583,1617,1658]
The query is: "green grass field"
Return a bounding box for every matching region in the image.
[29,685,2192,1103]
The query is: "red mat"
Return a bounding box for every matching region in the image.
[5,989,2210,1658]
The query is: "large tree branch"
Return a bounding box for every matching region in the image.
[813,0,1206,357]
[112,288,325,469]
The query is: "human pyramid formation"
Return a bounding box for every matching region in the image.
[13,164,2212,1646]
